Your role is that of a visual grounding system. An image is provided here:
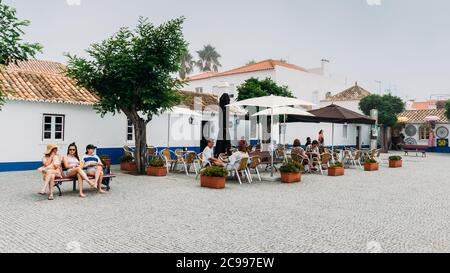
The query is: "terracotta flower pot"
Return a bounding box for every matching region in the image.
[120,162,137,172]
[280,172,301,183]
[364,162,379,171]
[147,166,167,176]
[103,159,111,168]
[200,176,226,189]
[389,160,402,168]
[328,167,345,176]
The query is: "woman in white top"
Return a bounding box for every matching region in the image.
[62,143,97,198]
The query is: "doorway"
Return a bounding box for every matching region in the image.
[200,120,209,152]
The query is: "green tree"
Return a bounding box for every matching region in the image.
[196,44,221,72]
[237,77,294,101]
[66,17,187,174]
[445,100,450,121]
[179,51,195,79]
[237,77,294,133]
[359,94,405,151]
[0,0,42,108]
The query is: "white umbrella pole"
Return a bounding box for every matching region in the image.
[271,108,274,177]
[167,114,171,148]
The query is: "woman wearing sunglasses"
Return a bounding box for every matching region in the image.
[62,143,97,198]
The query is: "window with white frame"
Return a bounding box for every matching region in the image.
[342,124,348,139]
[127,119,134,141]
[42,114,65,141]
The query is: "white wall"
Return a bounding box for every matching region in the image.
[402,123,450,146]
[275,66,348,108]
[319,100,363,114]
[0,100,211,163]
[284,122,371,148]
[185,70,276,100]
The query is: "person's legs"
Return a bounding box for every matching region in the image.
[96,166,105,193]
[77,173,86,197]
[39,172,51,194]
[48,174,55,200]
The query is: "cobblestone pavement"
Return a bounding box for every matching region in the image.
[1,153,450,253]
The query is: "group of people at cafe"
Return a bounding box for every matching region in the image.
[200,129,326,172]
[38,143,107,200]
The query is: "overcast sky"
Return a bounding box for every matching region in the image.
[6,0,450,100]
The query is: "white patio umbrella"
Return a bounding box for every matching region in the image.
[251,106,315,145]
[165,107,201,148]
[229,95,315,177]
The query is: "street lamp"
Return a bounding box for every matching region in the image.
[375,80,382,95]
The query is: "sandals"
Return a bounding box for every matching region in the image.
[48,196,54,200]
[38,192,46,195]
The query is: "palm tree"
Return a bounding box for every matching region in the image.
[179,52,195,79]
[196,44,221,72]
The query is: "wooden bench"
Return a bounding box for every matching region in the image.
[403,145,428,157]
[54,173,116,196]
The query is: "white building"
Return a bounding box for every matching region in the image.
[186,59,347,105]
[0,60,245,172]
[320,82,371,114]
[397,109,450,152]
[186,59,372,148]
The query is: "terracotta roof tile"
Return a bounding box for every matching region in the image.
[323,83,371,102]
[398,109,448,123]
[0,60,98,105]
[187,59,308,81]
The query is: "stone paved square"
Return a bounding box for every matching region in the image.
[1,153,449,253]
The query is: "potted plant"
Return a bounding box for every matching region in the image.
[120,154,136,172]
[328,162,345,176]
[200,166,228,189]
[279,161,302,183]
[364,158,379,171]
[147,158,167,176]
[99,155,111,168]
[389,155,403,168]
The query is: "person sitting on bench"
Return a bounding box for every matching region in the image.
[38,144,62,200]
[62,142,97,198]
[82,144,106,193]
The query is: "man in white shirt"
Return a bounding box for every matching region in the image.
[202,139,221,167]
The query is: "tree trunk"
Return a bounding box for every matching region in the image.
[133,117,148,174]
[380,126,391,153]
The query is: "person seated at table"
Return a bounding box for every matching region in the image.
[62,142,97,198]
[202,139,222,166]
[305,137,312,147]
[306,140,321,160]
[38,144,63,200]
[82,144,106,193]
[291,139,309,165]
[215,142,249,171]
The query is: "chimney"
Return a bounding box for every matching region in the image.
[321,59,330,77]
[325,92,332,99]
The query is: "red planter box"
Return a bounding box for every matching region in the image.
[389,160,402,168]
[200,176,226,189]
[147,166,167,176]
[364,162,379,171]
[120,162,137,172]
[280,172,301,183]
[328,167,345,176]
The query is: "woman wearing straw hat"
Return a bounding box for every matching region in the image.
[38,144,63,200]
